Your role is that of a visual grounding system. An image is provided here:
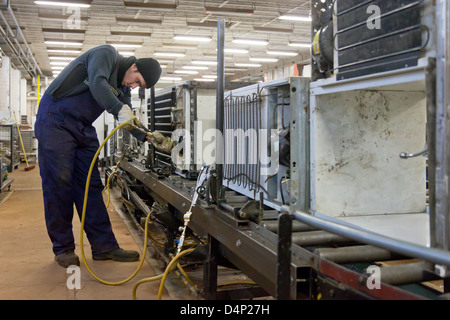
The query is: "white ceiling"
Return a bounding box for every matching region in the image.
[1,0,312,85]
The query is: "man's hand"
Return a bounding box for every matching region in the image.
[117,105,136,127]
[146,131,175,153]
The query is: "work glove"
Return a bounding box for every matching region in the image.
[146,131,175,153]
[117,105,137,127]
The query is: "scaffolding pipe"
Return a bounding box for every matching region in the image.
[282,206,450,268]
[0,0,42,77]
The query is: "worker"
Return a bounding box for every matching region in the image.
[35,44,163,268]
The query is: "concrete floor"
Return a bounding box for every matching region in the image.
[0,163,178,300]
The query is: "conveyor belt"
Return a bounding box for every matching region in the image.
[116,159,447,300]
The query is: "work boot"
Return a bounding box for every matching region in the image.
[92,248,140,262]
[55,250,80,268]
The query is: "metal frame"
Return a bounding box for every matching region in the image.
[432,0,450,277]
[0,0,42,78]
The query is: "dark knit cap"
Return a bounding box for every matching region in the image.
[135,58,162,88]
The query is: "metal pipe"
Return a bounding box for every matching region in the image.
[283,206,450,267]
[0,1,42,76]
[215,18,225,201]
[315,245,402,264]
[378,261,441,285]
[292,230,351,247]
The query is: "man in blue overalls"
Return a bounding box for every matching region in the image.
[35,45,162,268]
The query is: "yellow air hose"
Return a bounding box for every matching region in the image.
[80,121,195,299]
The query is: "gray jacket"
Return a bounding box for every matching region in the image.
[46,45,146,141]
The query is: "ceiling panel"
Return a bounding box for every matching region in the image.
[1,0,312,83]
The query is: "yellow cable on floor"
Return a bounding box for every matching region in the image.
[80,122,150,286]
[132,247,195,300]
[80,121,196,299]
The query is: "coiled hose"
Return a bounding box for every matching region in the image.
[80,121,194,299]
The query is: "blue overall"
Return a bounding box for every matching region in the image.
[35,90,119,256]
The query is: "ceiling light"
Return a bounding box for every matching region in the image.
[160,76,182,81]
[174,70,198,75]
[51,66,65,70]
[224,48,249,54]
[155,52,185,57]
[47,49,81,53]
[34,1,91,8]
[266,50,299,56]
[50,61,70,65]
[253,26,293,34]
[191,60,217,66]
[288,42,311,48]
[174,34,212,42]
[45,40,83,46]
[235,63,261,67]
[249,57,279,62]
[205,6,253,17]
[119,51,135,57]
[194,78,215,82]
[203,75,217,79]
[183,66,208,70]
[116,17,162,26]
[278,14,312,22]
[49,56,75,60]
[124,1,177,10]
[108,43,143,48]
[232,38,268,46]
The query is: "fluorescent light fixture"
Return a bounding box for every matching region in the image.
[34,1,91,8]
[288,42,311,48]
[118,50,135,55]
[174,70,198,75]
[174,34,212,42]
[124,1,177,10]
[191,60,217,66]
[119,51,135,57]
[47,49,81,53]
[194,78,214,82]
[249,57,279,62]
[224,48,249,54]
[49,56,75,60]
[154,52,185,57]
[253,26,293,34]
[266,50,299,56]
[278,14,312,22]
[45,40,83,46]
[50,61,69,66]
[203,75,217,79]
[51,66,65,70]
[116,17,162,26]
[183,66,208,70]
[205,6,253,17]
[160,76,182,81]
[235,63,261,67]
[108,43,142,48]
[232,38,268,46]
